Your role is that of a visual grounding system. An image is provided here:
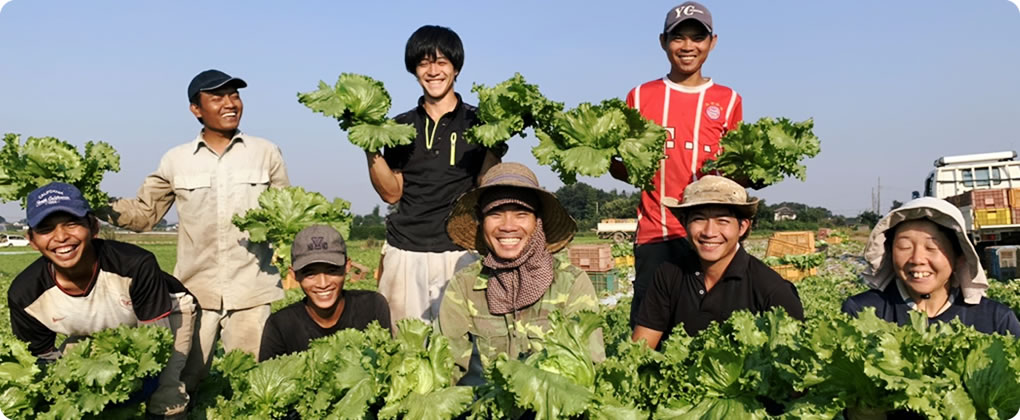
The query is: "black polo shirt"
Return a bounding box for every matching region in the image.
[384,94,498,252]
[259,290,391,361]
[636,246,804,343]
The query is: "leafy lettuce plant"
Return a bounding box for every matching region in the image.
[232,186,353,275]
[466,73,564,147]
[298,73,416,153]
[700,117,820,187]
[0,335,44,419]
[0,133,121,209]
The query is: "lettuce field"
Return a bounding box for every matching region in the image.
[2,234,1019,419]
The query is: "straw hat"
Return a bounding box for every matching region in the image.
[662,175,759,219]
[446,162,576,254]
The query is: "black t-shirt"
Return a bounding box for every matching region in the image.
[8,239,190,355]
[636,246,804,343]
[842,284,1020,336]
[259,290,391,361]
[384,94,494,252]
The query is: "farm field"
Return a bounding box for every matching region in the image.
[2,232,1019,419]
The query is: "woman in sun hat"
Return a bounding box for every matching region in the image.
[842,197,1020,335]
[438,162,605,384]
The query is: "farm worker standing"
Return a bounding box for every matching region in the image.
[365,25,505,328]
[8,182,197,418]
[98,69,289,399]
[259,225,391,361]
[632,176,803,349]
[842,197,1020,335]
[609,2,745,328]
[438,163,605,384]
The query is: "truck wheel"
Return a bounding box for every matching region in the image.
[612,231,627,243]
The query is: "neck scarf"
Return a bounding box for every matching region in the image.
[483,219,555,315]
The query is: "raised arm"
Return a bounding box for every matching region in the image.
[366,151,403,205]
[100,157,175,232]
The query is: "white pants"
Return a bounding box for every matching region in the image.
[147,292,197,417]
[378,242,477,329]
[180,304,270,395]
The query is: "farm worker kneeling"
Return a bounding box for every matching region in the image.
[259,225,391,361]
[8,182,197,418]
[842,197,1020,335]
[632,176,804,349]
[99,69,290,397]
[438,163,605,384]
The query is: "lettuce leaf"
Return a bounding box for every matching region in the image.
[700,117,820,186]
[0,133,121,209]
[298,74,415,153]
[467,73,564,147]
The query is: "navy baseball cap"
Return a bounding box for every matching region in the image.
[187,69,247,102]
[26,182,92,228]
[664,2,713,34]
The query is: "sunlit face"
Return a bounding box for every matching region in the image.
[190,86,243,133]
[28,213,97,270]
[415,50,458,101]
[684,205,749,265]
[482,203,538,260]
[296,262,348,311]
[659,21,717,79]
[891,220,958,297]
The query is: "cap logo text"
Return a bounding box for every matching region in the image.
[308,236,328,251]
[675,5,703,18]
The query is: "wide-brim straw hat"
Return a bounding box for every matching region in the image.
[662,175,759,219]
[446,162,576,254]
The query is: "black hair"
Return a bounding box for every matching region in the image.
[675,205,754,242]
[404,25,465,74]
[27,213,100,239]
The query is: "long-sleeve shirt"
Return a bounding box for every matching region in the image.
[438,259,606,383]
[104,132,289,310]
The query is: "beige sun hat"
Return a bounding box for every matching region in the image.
[662,175,759,219]
[446,162,577,254]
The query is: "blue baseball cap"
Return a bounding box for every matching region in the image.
[26,182,92,228]
[188,69,247,102]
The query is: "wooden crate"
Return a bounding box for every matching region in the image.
[771,264,817,283]
[771,231,815,251]
[975,208,1011,227]
[766,238,814,258]
[972,189,1009,209]
[568,244,614,272]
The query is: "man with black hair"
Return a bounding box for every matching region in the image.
[366,25,504,326]
[9,183,197,418]
[632,176,803,349]
[101,69,289,395]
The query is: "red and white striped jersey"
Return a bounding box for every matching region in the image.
[627,77,742,244]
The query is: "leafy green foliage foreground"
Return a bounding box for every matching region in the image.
[298,73,416,153]
[206,309,1020,420]
[0,324,172,419]
[0,133,121,209]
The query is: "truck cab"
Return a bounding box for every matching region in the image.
[923,150,1020,247]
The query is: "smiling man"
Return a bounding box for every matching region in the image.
[259,225,390,361]
[8,183,197,418]
[100,69,289,398]
[366,25,504,328]
[632,176,803,349]
[609,2,744,328]
[439,163,604,384]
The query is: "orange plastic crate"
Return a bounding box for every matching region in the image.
[975,208,1011,227]
[1009,188,1020,209]
[972,189,1009,209]
[567,244,614,272]
[771,231,815,251]
[765,238,814,258]
[771,264,817,283]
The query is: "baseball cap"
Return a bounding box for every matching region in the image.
[187,69,247,102]
[662,175,758,219]
[26,182,92,228]
[291,225,347,272]
[663,2,713,34]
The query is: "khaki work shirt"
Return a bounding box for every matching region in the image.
[438,258,606,383]
[105,132,289,310]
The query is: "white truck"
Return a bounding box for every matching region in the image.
[596,218,637,243]
[923,150,1020,248]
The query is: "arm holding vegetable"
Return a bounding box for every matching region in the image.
[100,156,175,232]
[365,151,403,204]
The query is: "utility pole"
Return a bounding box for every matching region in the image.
[877,177,881,214]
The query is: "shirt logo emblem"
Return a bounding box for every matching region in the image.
[705,103,722,120]
[308,237,328,251]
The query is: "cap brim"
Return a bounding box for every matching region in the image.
[292,253,346,272]
[664,198,759,219]
[28,206,89,229]
[202,77,247,93]
[446,185,576,255]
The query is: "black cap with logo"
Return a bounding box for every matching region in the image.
[663,2,713,34]
[291,225,347,272]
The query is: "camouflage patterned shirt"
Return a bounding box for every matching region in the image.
[438,258,606,382]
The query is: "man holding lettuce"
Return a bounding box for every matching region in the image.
[365,25,503,327]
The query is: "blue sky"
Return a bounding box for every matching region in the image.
[1,1,1018,222]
